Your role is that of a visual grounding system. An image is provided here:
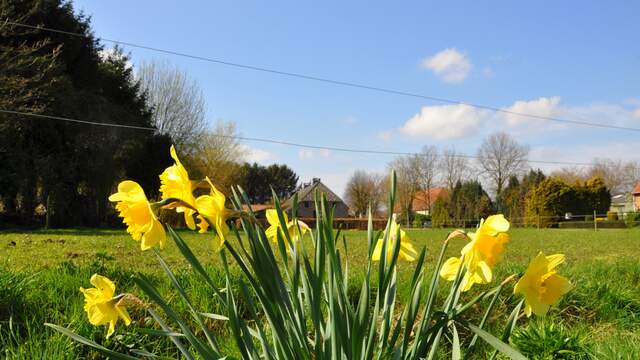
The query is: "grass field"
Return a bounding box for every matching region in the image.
[1,227,639,359]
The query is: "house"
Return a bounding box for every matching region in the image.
[411,188,449,216]
[634,182,640,211]
[285,178,349,218]
[610,182,640,216]
[610,193,634,215]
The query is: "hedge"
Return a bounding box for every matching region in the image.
[558,220,627,229]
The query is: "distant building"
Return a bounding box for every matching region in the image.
[285,178,349,218]
[610,182,640,215]
[610,193,634,215]
[411,188,449,216]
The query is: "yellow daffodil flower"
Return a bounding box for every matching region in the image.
[194,177,230,251]
[80,274,131,338]
[372,217,418,262]
[514,252,572,317]
[265,209,310,250]
[159,145,197,230]
[109,181,166,250]
[440,214,510,291]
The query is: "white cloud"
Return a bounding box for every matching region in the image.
[241,145,274,164]
[400,104,486,140]
[392,97,640,142]
[422,48,472,84]
[501,96,563,127]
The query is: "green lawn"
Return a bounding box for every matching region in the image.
[1,227,639,358]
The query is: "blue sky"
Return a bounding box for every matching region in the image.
[73,0,640,196]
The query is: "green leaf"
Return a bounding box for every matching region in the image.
[134,275,216,359]
[137,328,186,337]
[466,323,528,360]
[166,226,225,301]
[451,323,461,360]
[147,308,194,360]
[468,284,504,350]
[153,248,220,352]
[200,313,229,321]
[44,323,138,360]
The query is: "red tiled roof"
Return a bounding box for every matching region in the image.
[633,182,640,195]
[411,188,449,211]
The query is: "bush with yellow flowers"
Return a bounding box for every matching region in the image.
[46,146,572,359]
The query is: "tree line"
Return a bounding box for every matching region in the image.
[0,0,298,227]
[344,132,638,227]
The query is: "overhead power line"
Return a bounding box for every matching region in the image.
[4,108,636,170]
[0,109,156,131]
[5,20,640,134]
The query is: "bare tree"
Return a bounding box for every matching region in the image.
[439,147,469,191]
[551,167,586,185]
[388,155,423,226]
[138,60,206,150]
[344,171,384,217]
[189,120,247,192]
[587,158,640,193]
[621,161,640,192]
[417,146,439,214]
[477,132,529,203]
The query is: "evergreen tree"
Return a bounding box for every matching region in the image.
[0,0,170,226]
[448,180,493,227]
[237,163,299,204]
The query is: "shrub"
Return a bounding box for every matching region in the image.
[524,178,575,227]
[511,319,591,359]
[525,177,612,227]
[431,197,450,228]
[412,213,430,228]
[558,221,626,229]
[625,212,639,228]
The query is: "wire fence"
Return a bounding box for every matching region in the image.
[404,211,639,230]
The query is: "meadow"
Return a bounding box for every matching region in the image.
[1,227,639,359]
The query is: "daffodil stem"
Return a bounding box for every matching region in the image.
[467,284,503,351]
[427,254,467,360]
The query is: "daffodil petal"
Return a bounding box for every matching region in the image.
[541,273,571,305]
[483,214,510,235]
[371,239,384,262]
[440,257,462,281]
[545,254,565,271]
[90,275,115,298]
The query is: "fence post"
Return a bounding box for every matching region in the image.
[593,210,597,231]
[537,215,540,230]
[45,194,51,230]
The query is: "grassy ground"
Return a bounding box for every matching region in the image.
[1,227,639,359]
